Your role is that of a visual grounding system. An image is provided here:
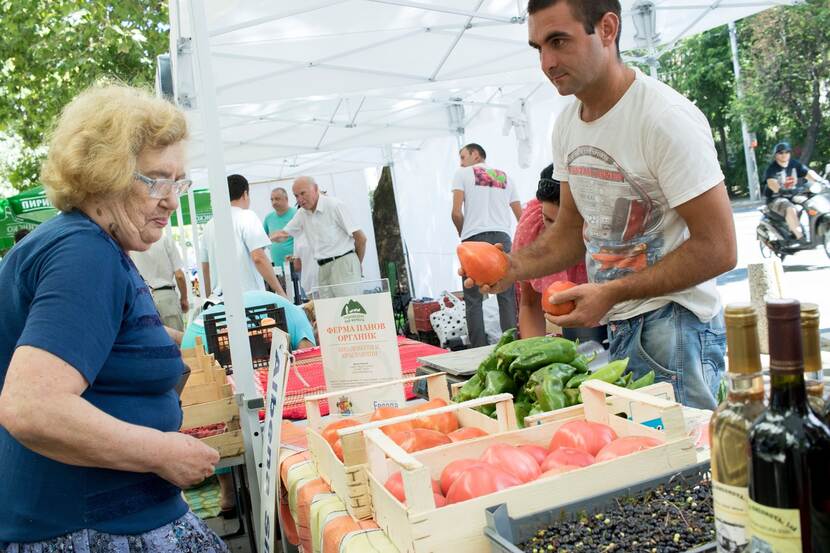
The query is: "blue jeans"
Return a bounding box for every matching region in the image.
[607,302,725,410]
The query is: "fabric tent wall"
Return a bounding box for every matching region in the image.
[242,170,382,284]
[393,93,571,298]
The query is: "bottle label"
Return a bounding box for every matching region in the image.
[747,498,802,552]
[713,481,749,552]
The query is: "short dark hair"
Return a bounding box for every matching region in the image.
[227,174,249,201]
[272,187,288,197]
[527,0,622,55]
[13,228,30,243]
[462,143,487,160]
[536,164,561,204]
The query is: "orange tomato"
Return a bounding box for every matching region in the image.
[370,406,414,436]
[332,439,344,461]
[388,428,452,453]
[447,427,489,443]
[321,418,361,448]
[457,242,509,286]
[412,398,459,434]
[541,280,577,316]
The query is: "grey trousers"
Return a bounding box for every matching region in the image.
[151,288,184,331]
[462,231,517,347]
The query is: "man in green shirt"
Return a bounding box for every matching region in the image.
[263,187,297,271]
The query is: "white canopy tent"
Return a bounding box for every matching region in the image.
[168,0,794,542]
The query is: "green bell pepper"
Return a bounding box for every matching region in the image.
[569,353,593,374]
[534,374,567,412]
[523,363,577,397]
[495,328,518,349]
[514,401,533,428]
[496,336,577,375]
[566,373,590,389]
[477,404,496,417]
[481,370,516,397]
[528,404,545,418]
[475,351,499,380]
[584,358,629,385]
[617,372,633,388]
[455,373,483,402]
[631,370,656,390]
[563,388,582,406]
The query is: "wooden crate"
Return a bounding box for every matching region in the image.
[179,343,244,459]
[358,380,699,553]
[304,372,516,519]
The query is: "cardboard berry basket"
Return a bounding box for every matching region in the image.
[304,372,516,519]
[179,344,244,458]
[356,380,698,553]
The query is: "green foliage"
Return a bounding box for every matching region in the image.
[0,1,170,190]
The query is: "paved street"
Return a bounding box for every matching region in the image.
[719,202,830,333]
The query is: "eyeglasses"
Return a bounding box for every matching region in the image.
[134,171,193,198]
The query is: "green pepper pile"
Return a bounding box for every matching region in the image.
[454,329,656,427]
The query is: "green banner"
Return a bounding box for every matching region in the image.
[172,189,213,227]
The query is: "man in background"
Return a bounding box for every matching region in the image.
[130,231,189,330]
[200,174,286,298]
[263,187,297,289]
[271,176,367,290]
[451,142,522,347]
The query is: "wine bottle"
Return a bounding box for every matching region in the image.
[748,299,830,553]
[801,304,825,414]
[710,303,766,553]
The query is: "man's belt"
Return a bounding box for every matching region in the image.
[317,250,355,267]
[151,285,175,291]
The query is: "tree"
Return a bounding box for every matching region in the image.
[0,1,169,190]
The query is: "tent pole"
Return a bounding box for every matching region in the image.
[728,21,761,201]
[187,188,204,302]
[188,1,265,548]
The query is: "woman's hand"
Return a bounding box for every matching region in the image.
[156,432,220,488]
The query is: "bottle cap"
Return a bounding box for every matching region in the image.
[801,303,821,374]
[766,299,802,371]
[725,303,761,375]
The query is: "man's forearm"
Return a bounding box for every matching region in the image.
[254,257,287,297]
[355,238,366,263]
[511,221,586,282]
[451,212,464,236]
[174,272,188,302]
[201,262,211,298]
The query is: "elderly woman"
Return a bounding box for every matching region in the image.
[0,84,227,551]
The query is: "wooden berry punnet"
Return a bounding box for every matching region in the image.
[354,380,699,553]
[304,372,517,519]
[179,343,244,458]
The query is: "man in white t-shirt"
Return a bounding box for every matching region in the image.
[465,0,737,410]
[451,143,522,347]
[271,176,367,291]
[130,232,189,331]
[199,174,286,298]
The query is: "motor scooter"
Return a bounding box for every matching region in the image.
[756,164,830,262]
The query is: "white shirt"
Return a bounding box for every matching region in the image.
[552,68,725,323]
[283,195,359,260]
[293,233,319,293]
[199,206,272,295]
[451,162,520,240]
[130,232,183,289]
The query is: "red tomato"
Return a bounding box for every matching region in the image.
[541,447,595,471]
[371,406,414,436]
[332,439,344,462]
[439,458,489,495]
[388,428,452,453]
[445,465,521,504]
[433,492,447,508]
[457,242,509,286]
[321,418,361,448]
[412,398,460,434]
[548,420,618,457]
[383,471,441,503]
[595,435,664,462]
[517,444,549,466]
[447,427,489,442]
[539,465,580,479]
[541,280,577,316]
[479,443,541,483]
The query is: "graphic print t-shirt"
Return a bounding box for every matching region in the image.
[552,68,725,323]
[452,163,520,240]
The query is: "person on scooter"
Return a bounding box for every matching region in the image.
[763,141,828,241]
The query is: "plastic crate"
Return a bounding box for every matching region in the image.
[484,462,715,553]
[203,303,287,371]
[411,292,463,333]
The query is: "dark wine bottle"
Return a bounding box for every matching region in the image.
[711,303,766,553]
[801,304,825,414]
[748,299,830,552]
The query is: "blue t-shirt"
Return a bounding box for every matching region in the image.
[181,290,316,352]
[0,211,187,542]
[263,208,297,267]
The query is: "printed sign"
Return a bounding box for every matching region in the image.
[315,289,404,413]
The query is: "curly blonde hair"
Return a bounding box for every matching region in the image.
[41,82,188,212]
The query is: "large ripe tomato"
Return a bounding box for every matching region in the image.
[595,435,664,462]
[447,427,489,442]
[445,465,521,504]
[548,420,618,457]
[517,444,549,466]
[321,418,361,448]
[479,443,541,483]
[371,406,414,436]
[412,398,459,434]
[541,280,577,316]
[383,471,441,503]
[433,492,447,508]
[538,465,580,479]
[439,458,489,495]
[388,428,452,453]
[457,242,509,286]
[541,447,595,472]
[332,439,344,462]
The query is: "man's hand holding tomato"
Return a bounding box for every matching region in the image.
[543,281,619,328]
[457,242,520,295]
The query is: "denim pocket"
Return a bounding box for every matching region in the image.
[635,315,677,379]
[700,327,726,398]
